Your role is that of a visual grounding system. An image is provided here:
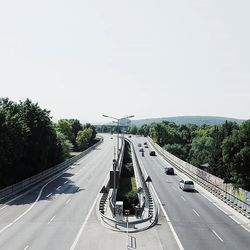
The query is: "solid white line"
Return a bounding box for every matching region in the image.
[0,171,68,234]
[48,215,56,225]
[23,246,29,250]
[212,229,223,242]
[136,152,184,250]
[66,199,71,204]
[70,192,100,250]
[181,196,186,201]
[56,185,62,190]
[193,209,200,217]
[64,181,68,184]
[46,193,53,198]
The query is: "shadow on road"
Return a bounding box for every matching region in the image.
[0,172,83,206]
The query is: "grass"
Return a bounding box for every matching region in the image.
[118,177,137,198]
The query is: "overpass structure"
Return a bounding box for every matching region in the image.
[0,134,249,250]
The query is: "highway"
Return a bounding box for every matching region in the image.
[0,134,114,250]
[131,136,250,250]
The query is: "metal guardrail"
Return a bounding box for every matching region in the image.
[127,139,155,218]
[148,137,250,218]
[99,137,158,231]
[0,137,103,203]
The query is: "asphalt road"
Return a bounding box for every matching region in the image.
[0,134,115,250]
[131,136,250,250]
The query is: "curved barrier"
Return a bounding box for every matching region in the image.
[98,137,158,232]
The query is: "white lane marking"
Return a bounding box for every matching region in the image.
[56,185,62,190]
[212,229,223,242]
[181,196,186,201]
[70,171,110,250]
[0,205,7,211]
[201,190,250,233]
[23,246,29,250]
[64,181,68,184]
[0,171,68,234]
[48,215,56,225]
[70,190,100,250]
[193,209,200,217]
[136,153,184,250]
[66,199,71,204]
[46,193,53,198]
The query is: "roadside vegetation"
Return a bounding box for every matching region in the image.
[116,141,139,214]
[124,120,250,191]
[0,98,97,188]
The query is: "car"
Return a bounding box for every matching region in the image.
[128,135,132,138]
[179,179,194,191]
[165,167,174,175]
[139,148,144,152]
[149,151,156,156]
[138,143,142,147]
[144,142,147,145]
[144,145,149,148]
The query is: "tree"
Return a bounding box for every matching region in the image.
[55,119,74,143]
[0,98,64,188]
[128,125,138,135]
[189,135,214,168]
[222,120,250,190]
[56,131,73,159]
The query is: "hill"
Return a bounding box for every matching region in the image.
[131,116,245,127]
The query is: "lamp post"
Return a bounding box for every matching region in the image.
[102,114,134,201]
[102,114,134,161]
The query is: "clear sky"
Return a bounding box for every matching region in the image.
[1,0,249,123]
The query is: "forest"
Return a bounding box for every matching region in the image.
[126,120,250,191]
[0,98,96,188]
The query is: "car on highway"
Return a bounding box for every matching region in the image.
[165,167,174,175]
[139,148,144,152]
[144,145,149,148]
[179,179,194,191]
[149,151,156,156]
[138,143,142,147]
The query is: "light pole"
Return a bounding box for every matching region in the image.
[102,114,134,201]
[102,114,134,161]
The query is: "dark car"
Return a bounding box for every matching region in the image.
[144,142,147,145]
[165,167,174,175]
[139,148,144,152]
[149,151,156,156]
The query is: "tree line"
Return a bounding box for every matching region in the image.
[126,120,250,191]
[0,98,96,188]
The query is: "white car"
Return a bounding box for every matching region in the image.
[179,179,194,191]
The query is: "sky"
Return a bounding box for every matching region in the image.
[0,0,250,123]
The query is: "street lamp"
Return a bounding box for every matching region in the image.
[102,114,134,161]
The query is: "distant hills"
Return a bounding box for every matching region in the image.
[131,116,245,127]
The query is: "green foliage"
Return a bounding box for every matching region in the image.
[0,98,63,188]
[76,127,95,151]
[128,125,138,135]
[56,131,73,159]
[55,119,74,143]
[129,119,250,190]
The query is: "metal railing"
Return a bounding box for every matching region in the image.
[148,137,250,218]
[0,137,103,203]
